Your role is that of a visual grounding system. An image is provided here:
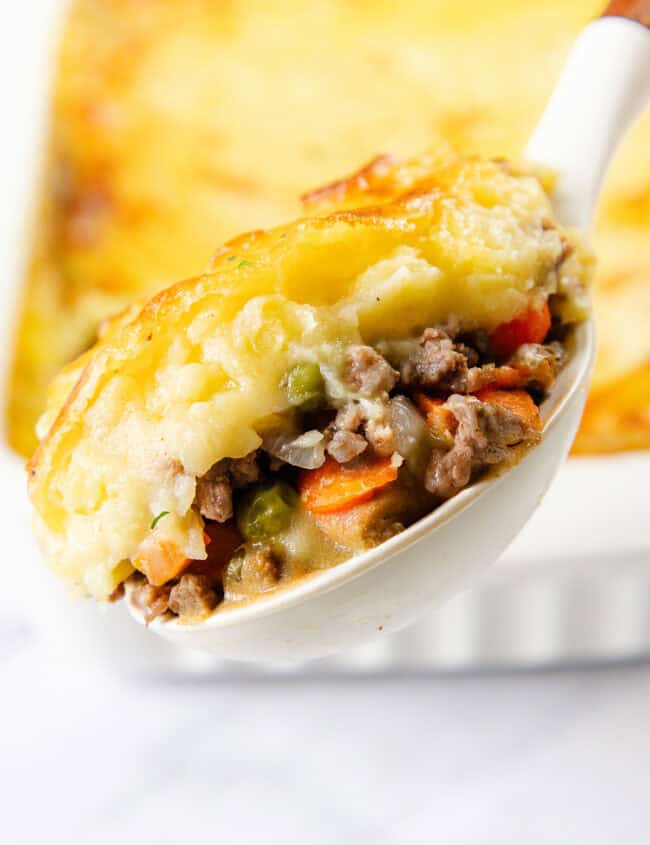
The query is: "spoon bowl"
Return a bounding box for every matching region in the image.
[130,321,594,662]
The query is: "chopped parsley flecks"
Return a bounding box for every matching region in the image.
[150,511,170,530]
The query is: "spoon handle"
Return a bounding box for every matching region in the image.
[525,9,650,229]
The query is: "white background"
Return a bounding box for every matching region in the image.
[4,636,650,844]
[3,3,650,843]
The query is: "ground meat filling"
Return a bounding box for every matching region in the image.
[194,453,261,522]
[168,574,219,619]
[508,342,566,392]
[127,313,567,622]
[128,571,220,623]
[326,429,368,463]
[195,468,232,522]
[400,327,474,392]
[425,394,541,500]
[346,345,399,397]
[223,546,280,601]
[325,402,396,461]
[400,326,564,397]
[127,576,172,624]
[228,452,261,487]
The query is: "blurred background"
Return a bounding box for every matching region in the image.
[6,0,650,458]
[1,1,649,842]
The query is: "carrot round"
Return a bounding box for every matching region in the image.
[300,456,398,514]
[414,393,457,440]
[133,540,188,586]
[489,302,551,359]
[134,521,243,586]
[476,366,525,390]
[477,388,542,432]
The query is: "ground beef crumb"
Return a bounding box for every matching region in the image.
[346,345,398,397]
[328,402,396,459]
[168,574,219,619]
[224,547,280,600]
[401,326,564,397]
[194,452,261,522]
[327,430,367,463]
[195,470,232,522]
[229,452,261,488]
[241,548,279,593]
[127,576,171,624]
[425,394,541,499]
[508,342,565,392]
[400,327,472,392]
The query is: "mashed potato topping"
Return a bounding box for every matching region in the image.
[28,154,592,600]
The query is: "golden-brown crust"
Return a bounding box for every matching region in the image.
[301,154,400,210]
[29,276,193,480]
[299,149,481,213]
[28,153,575,481]
[27,150,587,599]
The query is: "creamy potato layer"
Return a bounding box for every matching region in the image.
[28,154,592,617]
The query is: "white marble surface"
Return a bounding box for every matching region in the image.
[4,623,650,844]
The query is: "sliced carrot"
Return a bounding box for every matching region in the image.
[476,388,542,432]
[134,521,242,586]
[133,540,189,587]
[474,365,525,390]
[300,455,399,514]
[489,302,551,359]
[414,393,457,440]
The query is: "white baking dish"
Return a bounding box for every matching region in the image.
[2,1,648,674]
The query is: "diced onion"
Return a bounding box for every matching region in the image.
[291,430,324,448]
[389,397,427,457]
[389,396,432,475]
[263,429,326,469]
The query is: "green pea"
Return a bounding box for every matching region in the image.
[284,362,326,412]
[236,481,298,542]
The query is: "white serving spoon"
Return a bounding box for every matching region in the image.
[129,3,650,663]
